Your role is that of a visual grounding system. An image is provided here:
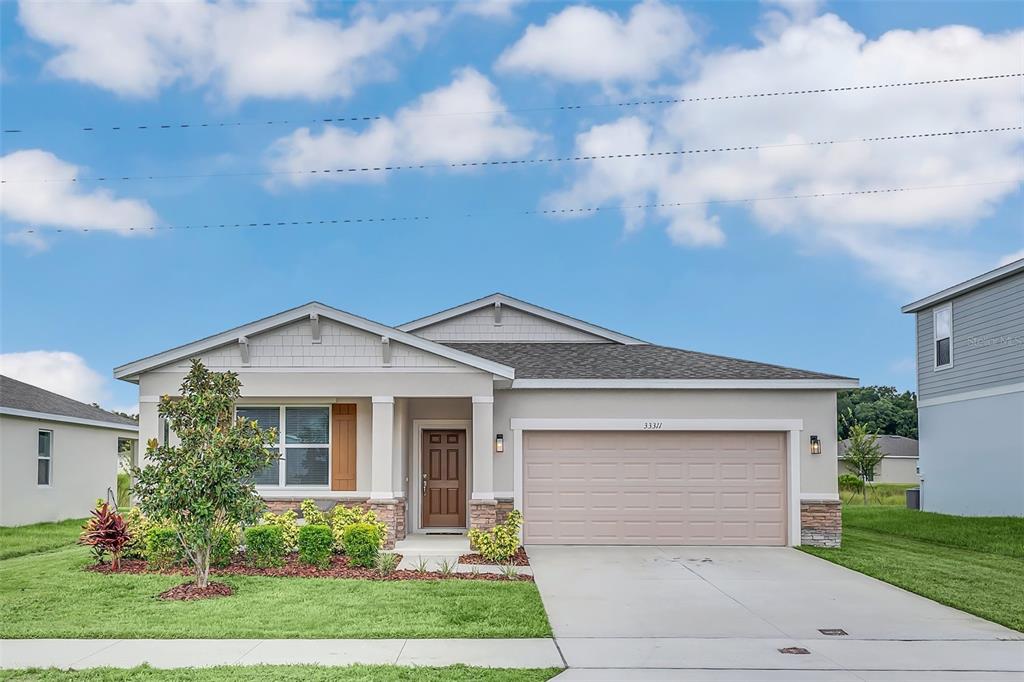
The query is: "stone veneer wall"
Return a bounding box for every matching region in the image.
[469,499,498,531]
[801,499,841,548]
[263,497,406,549]
[495,499,514,525]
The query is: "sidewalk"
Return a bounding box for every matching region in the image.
[0,638,564,670]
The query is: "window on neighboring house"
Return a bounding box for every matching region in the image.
[934,305,952,368]
[237,406,329,487]
[37,430,52,486]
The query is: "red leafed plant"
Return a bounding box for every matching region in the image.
[79,502,131,570]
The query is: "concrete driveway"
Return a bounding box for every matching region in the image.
[529,545,1024,681]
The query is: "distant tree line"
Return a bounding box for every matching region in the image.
[837,386,917,440]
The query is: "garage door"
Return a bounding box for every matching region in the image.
[523,430,787,545]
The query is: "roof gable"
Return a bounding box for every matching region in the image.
[114,302,515,382]
[398,293,645,345]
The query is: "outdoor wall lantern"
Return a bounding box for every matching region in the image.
[495,433,504,453]
[809,435,821,455]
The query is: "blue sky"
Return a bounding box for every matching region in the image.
[1,0,1021,413]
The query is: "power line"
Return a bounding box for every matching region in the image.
[3,125,1019,185]
[2,72,1019,135]
[18,179,1017,234]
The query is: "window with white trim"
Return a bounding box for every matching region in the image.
[37,430,52,486]
[238,406,330,487]
[934,305,952,368]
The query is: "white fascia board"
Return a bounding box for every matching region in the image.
[396,293,646,345]
[0,407,139,432]
[508,378,859,390]
[902,258,1024,313]
[114,301,515,381]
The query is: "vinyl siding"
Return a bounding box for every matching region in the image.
[916,271,1024,401]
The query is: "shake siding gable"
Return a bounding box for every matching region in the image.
[414,306,610,343]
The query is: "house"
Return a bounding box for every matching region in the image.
[0,375,139,526]
[902,258,1024,516]
[115,294,857,548]
[838,434,919,483]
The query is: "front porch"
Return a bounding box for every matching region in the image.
[251,395,508,548]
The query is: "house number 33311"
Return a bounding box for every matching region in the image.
[642,421,663,430]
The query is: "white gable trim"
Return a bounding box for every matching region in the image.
[114,302,516,382]
[397,293,646,345]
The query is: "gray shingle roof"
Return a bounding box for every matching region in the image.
[0,375,138,427]
[445,343,854,381]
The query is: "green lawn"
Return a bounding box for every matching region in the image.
[0,547,552,639]
[0,665,562,681]
[801,506,1024,631]
[0,518,86,560]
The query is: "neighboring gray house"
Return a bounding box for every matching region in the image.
[902,258,1024,516]
[116,293,857,549]
[0,375,139,526]
[839,434,919,483]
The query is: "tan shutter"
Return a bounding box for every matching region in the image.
[331,404,357,491]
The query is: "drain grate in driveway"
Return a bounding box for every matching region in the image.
[819,628,848,636]
[778,647,811,655]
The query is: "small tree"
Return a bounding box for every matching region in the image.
[130,360,278,587]
[843,423,884,504]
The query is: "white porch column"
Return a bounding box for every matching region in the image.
[371,396,395,499]
[472,396,494,500]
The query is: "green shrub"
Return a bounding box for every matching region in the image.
[468,509,523,563]
[145,525,182,570]
[116,472,132,509]
[121,507,152,560]
[342,523,381,568]
[300,499,328,526]
[375,552,399,577]
[260,509,299,551]
[245,524,285,568]
[211,525,241,568]
[330,505,387,553]
[298,524,333,568]
[839,473,865,492]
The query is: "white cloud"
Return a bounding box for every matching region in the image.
[998,249,1024,267]
[18,0,440,102]
[455,0,525,20]
[496,0,696,86]
[0,351,109,405]
[266,68,539,187]
[547,11,1024,294]
[0,150,158,245]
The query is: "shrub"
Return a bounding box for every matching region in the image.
[145,525,182,570]
[211,525,241,568]
[468,509,523,564]
[79,502,131,569]
[342,523,381,568]
[261,509,299,552]
[839,473,865,493]
[330,505,387,553]
[298,524,333,568]
[300,499,328,526]
[121,507,152,560]
[246,524,285,568]
[375,552,399,577]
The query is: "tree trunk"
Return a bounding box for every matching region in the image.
[862,477,868,505]
[195,546,211,588]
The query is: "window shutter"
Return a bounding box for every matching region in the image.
[331,404,357,491]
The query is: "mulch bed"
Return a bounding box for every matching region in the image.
[158,581,233,601]
[86,553,534,582]
[459,547,530,566]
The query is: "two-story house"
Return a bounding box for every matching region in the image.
[901,258,1024,516]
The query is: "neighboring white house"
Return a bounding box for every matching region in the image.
[0,375,139,526]
[839,434,919,483]
[115,293,858,548]
[902,258,1024,516]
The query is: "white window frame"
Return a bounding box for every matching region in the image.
[37,429,53,487]
[933,304,953,370]
[239,405,331,489]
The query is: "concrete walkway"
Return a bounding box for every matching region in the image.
[0,638,564,670]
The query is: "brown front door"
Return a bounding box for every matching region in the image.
[421,430,467,528]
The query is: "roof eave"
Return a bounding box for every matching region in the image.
[508,378,860,389]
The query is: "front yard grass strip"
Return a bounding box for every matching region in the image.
[1,665,563,681]
[0,547,552,639]
[0,518,86,560]
[800,527,1024,632]
[842,506,1024,558]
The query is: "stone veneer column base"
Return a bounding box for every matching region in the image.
[801,499,841,547]
[368,498,406,550]
[495,499,514,526]
[469,499,498,531]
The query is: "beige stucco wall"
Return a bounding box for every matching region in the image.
[491,389,840,495]
[842,456,919,484]
[0,415,136,526]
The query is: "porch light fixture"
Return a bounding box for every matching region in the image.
[810,435,821,455]
[495,433,504,453]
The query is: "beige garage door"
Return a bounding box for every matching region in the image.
[523,430,788,545]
